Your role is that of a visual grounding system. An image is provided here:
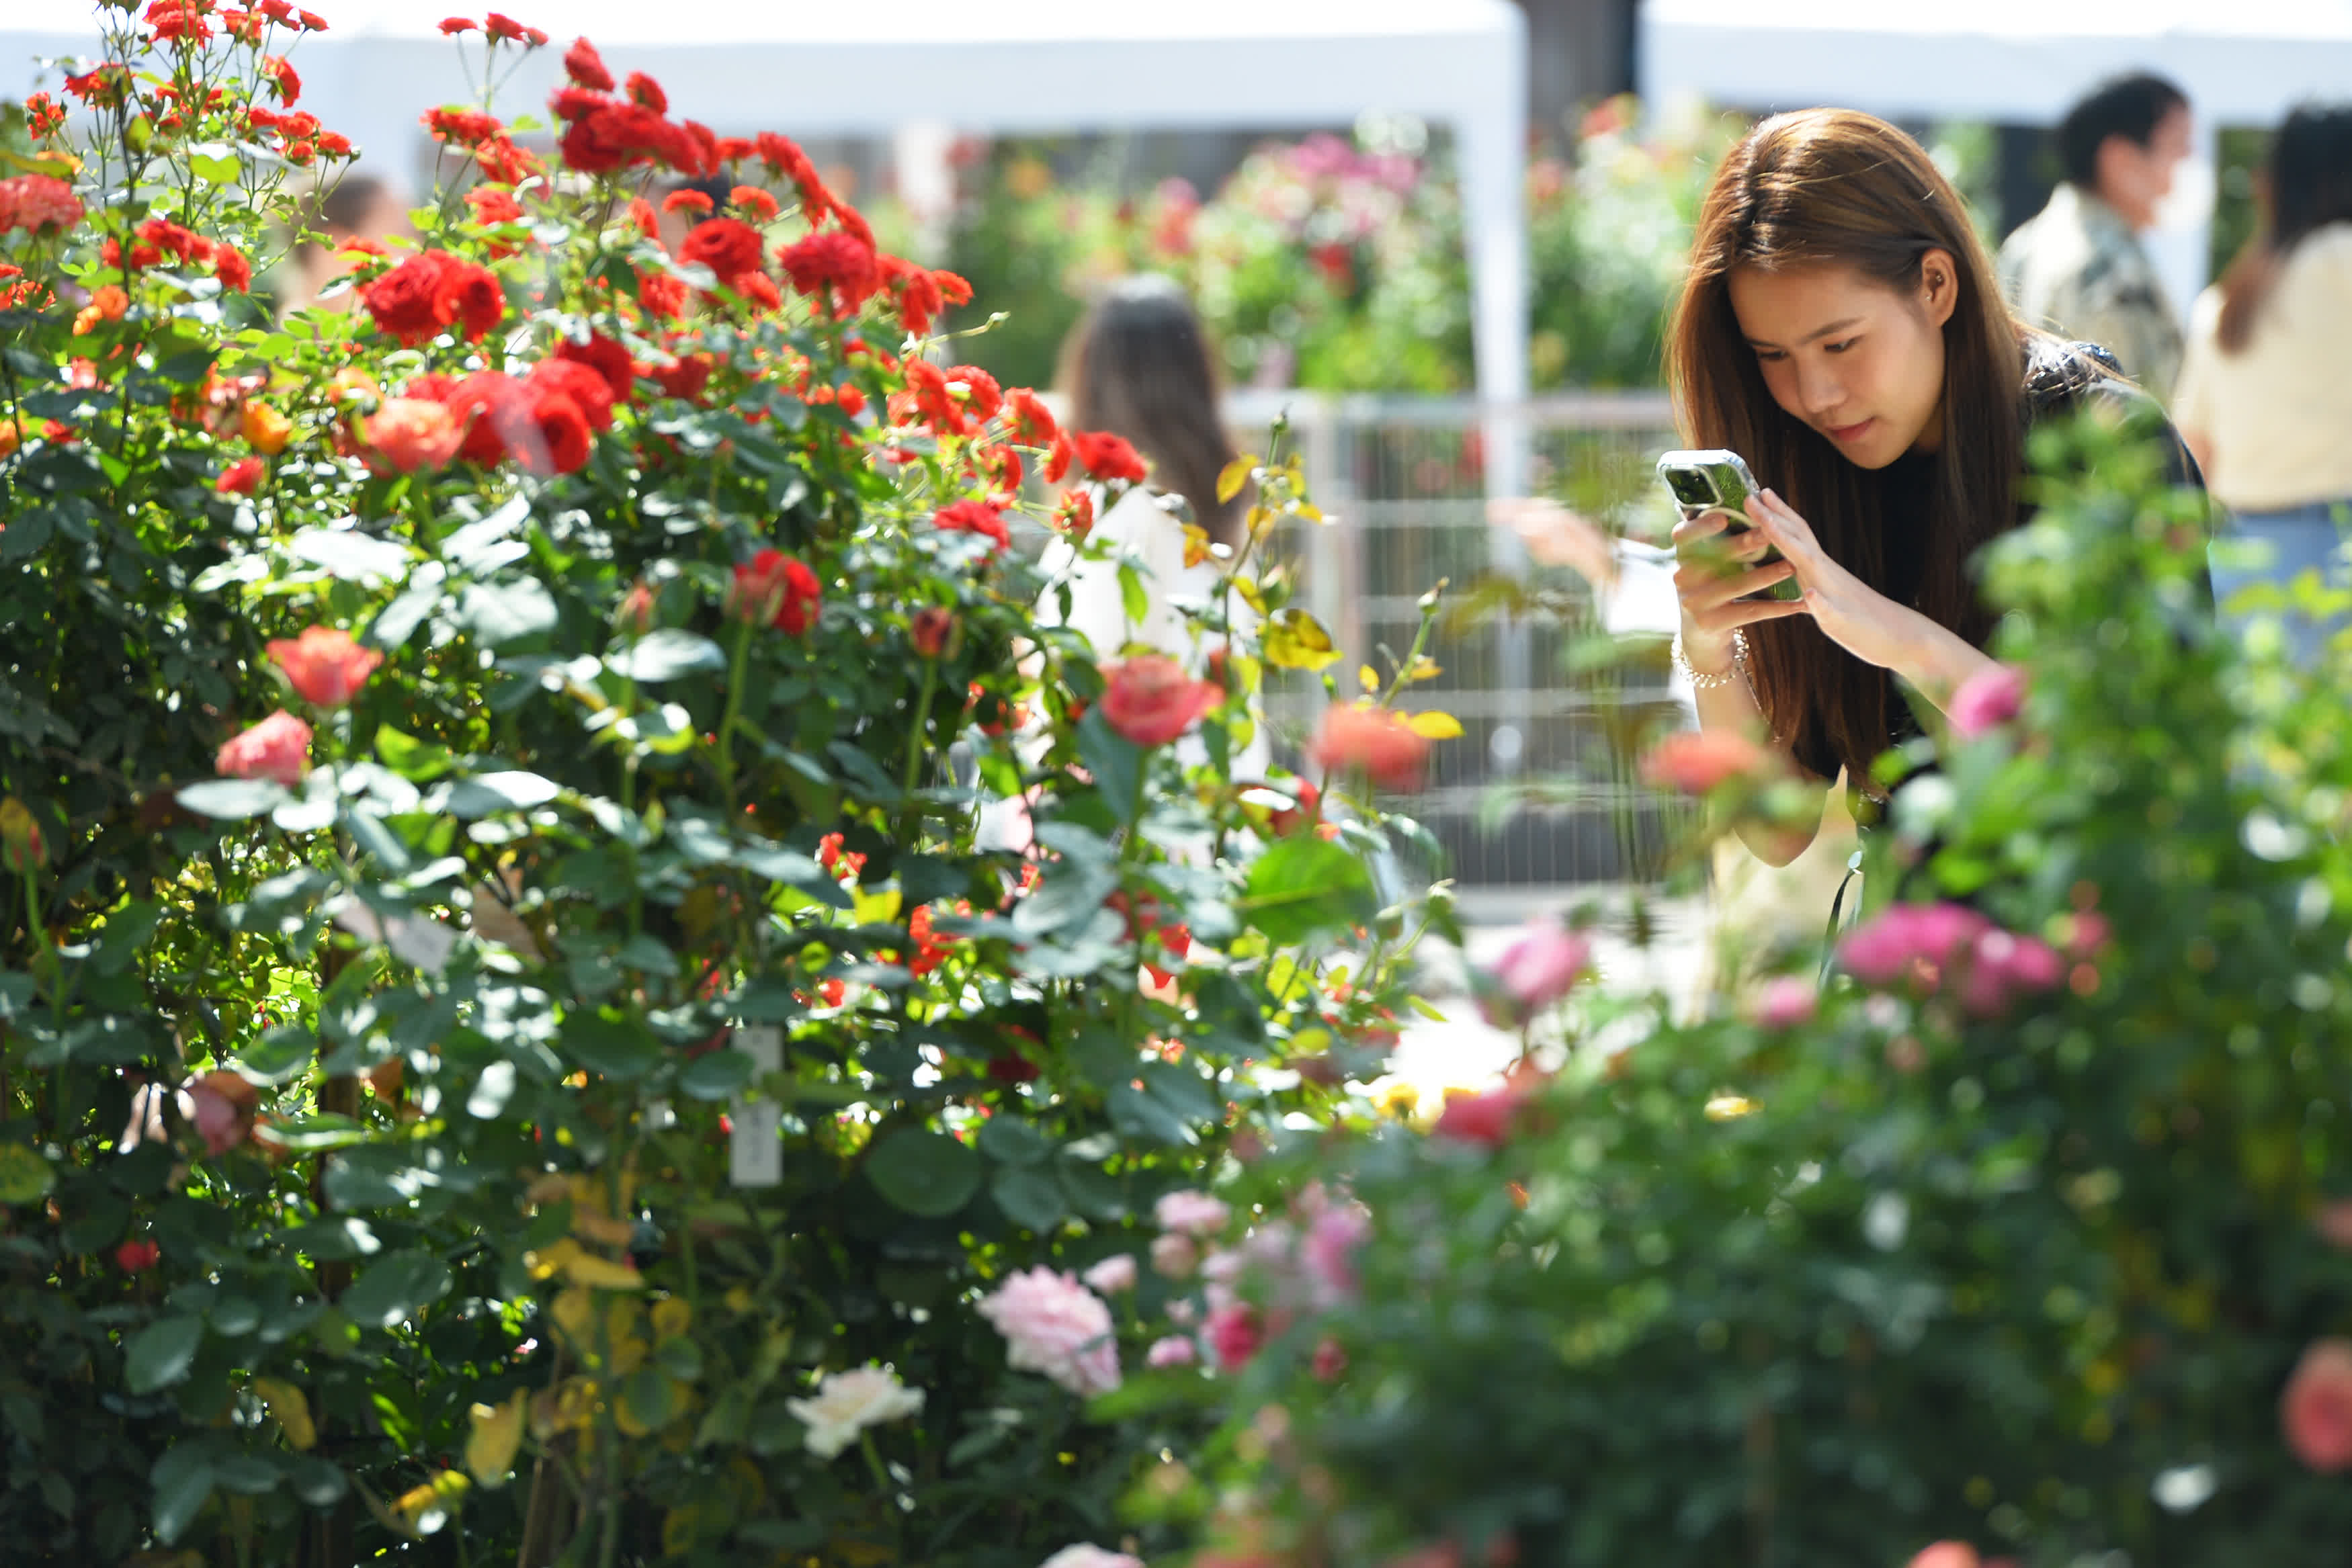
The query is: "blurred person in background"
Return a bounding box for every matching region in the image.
[1041,275,1259,748]
[278,174,411,314]
[2173,103,2352,664]
[1999,72,2193,398]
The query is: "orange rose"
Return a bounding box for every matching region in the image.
[361,397,464,474]
[1100,656,1219,748]
[267,625,384,708]
[1310,705,1429,792]
[240,399,293,454]
[1638,728,1774,795]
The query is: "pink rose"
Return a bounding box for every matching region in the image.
[1145,1334,1198,1368]
[1204,1301,1263,1372]
[1100,656,1220,748]
[2314,1200,2352,1250]
[115,1238,161,1273]
[1310,704,1429,792]
[1638,728,1773,795]
[1838,903,1992,988]
[1751,976,1817,1029]
[975,1267,1120,1397]
[1955,930,2064,1018]
[2283,1338,2352,1472]
[1081,1254,1137,1295]
[1154,1189,1231,1237]
[1433,1082,1531,1149]
[267,625,384,707]
[1479,922,1592,1027]
[1905,1546,1980,1568]
[1150,1231,1200,1280]
[216,709,312,786]
[1310,1336,1348,1381]
[1948,663,2025,738]
[1038,1547,1144,1568]
[1302,1199,1371,1307]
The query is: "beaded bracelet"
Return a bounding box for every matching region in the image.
[1672,630,1748,691]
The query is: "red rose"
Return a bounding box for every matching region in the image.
[910,605,957,659]
[1638,728,1775,795]
[730,271,782,312]
[932,498,1009,554]
[216,709,312,786]
[443,259,506,341]
[466,185,523,226]
[1310,705,1431,792]
[482,11,526,40]
[441,370,523,465]
[554,332,636,405]
[513,386,591,476]
[777,229,880,316]
[215,456,265,494]
[1050,486,1094,540]
[661,188,712,220]
[362,397,464,474]
[267,625,384,707]
[116,1239,161,1273]
[561,36,613,88]
[1003,386,1057,445]
[678,216,763,280]
[212,243,252,292]
[1044,431,1075,484]
[362,251,456,345]
[1100,656,1220,748]
[1072,429,1148,484]
[943,363,1002,423]
[1432,1082,1531,1148]
[439,15,476,32]
[624,70,667,113]
[526,357,616,432]
[648,351,712,402]
[726,548,821,634]
[732,185,780,222]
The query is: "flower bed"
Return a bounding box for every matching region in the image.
[0,8,1460,1563]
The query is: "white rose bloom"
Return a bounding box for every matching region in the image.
[786,1364,925,1459]
[1038,1547,1145,1568]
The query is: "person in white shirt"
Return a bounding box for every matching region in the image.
[1037,275,1268,779]
[2173,103,2352,664]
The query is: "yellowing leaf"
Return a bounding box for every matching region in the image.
[1405,657,1442,683]
[465,1389,528,1488]
[523,1237,583,1281]
[1181,522,1212,570]
[1404,711,1464,740]
[391,1471,470,1537]
[1233,576,1269,616]
[1216,453,1259,505]
[1357,664,1380,695]
[650,1296,693,1340]
[251,1377,317,1450]
[1262,609,1341,672]
[562,1252,648,1291]
[1296,501,1328,525]
[851,884,902,927]
[550,1286,595,1344]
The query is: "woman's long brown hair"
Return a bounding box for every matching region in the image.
[2215,103,2352,354]
[1668,108,2026,789]
[1059,275,1245,548]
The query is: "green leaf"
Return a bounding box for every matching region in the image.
[150,1441,215,1544]
[235,1024,317,1086]
[445,771,561,818]
[187,140,239,184]
[125,1315,206,1395]
[564,1010,660,1080]
[1242,835,1380,946]
[975,1115,1051,1166]
[453,579,558,645]
[677,1047,755,1101]
[1077,709,1144,826]
[290,527,410,584]
[990,1165,1067,1231]
[370,583,442,650]
[174,779,291,820]
[606,629,726,682]
[340,1250,454,1331]
[0,1143,55,1205]
[375,725,454,781]
[864,1128,982,1218]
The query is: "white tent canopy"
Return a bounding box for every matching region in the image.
[1640,0,2352,329]
[3,0,1529,421]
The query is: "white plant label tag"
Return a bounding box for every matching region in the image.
[728,1025,784,1188]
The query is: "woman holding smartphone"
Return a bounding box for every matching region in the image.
[1667,107,2201,865]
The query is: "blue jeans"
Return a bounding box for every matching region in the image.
[2210,500,2352,666]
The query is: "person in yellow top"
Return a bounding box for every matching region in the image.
[1998,73,2193,399]
[2173,103,2352,664]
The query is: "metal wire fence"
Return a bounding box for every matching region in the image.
[1224,389,1698,891]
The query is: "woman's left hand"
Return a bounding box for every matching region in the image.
[1742,488,1933,671]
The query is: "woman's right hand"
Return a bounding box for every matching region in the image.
[1671,507,1809,668]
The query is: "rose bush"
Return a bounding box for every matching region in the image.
[1144,416,2352,1566]
[0,8,1459,1563]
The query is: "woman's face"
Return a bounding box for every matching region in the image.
[1726,253,1958,470]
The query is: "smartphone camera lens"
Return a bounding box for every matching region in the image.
[1665,468,1716,509]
